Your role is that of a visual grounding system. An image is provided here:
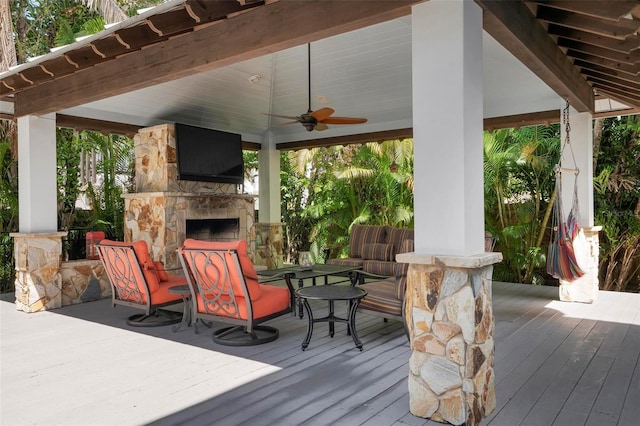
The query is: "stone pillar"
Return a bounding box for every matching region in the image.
[399,252,502,426]
[60,259,111,306]
[10,232,67,312]
[254,222,285,269]
[559,226,602,303]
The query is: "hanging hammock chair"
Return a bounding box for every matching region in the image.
[546,101,586,282]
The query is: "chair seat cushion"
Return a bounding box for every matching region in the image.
[358,278,402,317]
[196,284,290,321]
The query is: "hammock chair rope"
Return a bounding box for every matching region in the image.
[546,99,585,282]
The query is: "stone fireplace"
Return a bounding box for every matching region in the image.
[123,124,256,269]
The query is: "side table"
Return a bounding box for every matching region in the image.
[296,285,367,351]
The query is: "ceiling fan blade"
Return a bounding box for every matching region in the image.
[314,122,329,131]
[309,107,335,121]
[321,117,368,125]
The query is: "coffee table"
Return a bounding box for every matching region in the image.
[296,285,367,351]
[257,264,362,318]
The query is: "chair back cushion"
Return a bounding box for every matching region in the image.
[348,225,388,258]
[181,239,262,300]
[130,240,161,292]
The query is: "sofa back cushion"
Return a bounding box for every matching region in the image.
[348,225,389,258]
[386,227,414,256]
[361,243,394,261]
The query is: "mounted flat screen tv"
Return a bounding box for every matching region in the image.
[175,123,244,184]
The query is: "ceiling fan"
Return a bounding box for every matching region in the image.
[267,44,368,132]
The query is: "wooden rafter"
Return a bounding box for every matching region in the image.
[536,6,640,40]
[475,0,594,112]
[547,25,640,54]
[558,39,640,65]
[13,0,418,117]
[528,1,640,21]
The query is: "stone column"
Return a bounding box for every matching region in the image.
[559,226,602,303]
[10,232,67,312]
[254,222,285,268]
[398,252,502,426]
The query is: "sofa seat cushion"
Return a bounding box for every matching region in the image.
[327,258,364,268]
[363,260,397,277]
[196,284,290,320]
[359,278,403,317]
[348,225,389,258]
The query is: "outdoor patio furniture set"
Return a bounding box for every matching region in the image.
[96,235,410,349]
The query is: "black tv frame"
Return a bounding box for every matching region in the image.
[174,123,244,185]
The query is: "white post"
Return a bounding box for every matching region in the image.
[17,114,58,232]
[559,108,599,303]
[412,0,484,256]
[402,2,501,425]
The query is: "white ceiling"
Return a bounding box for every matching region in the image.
[59,16,563,145]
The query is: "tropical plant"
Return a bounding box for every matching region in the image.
[81,132,134,240]
[594,115,640,292]
[281,139,414,264]
[484,125,560,284]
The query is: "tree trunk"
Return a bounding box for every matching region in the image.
[1,0,17,156]
[592,117,604,170]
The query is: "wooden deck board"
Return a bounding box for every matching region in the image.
[2,282,639,426]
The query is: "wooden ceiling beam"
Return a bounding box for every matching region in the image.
[277,128,414,151]
[56,114,142,137]
[527,1,639,21]
[568,51,639,76]
[483,110,560,132]
[593,86,640,107]
[575,60,640,85]
[582,68,640,89]
[548,25,640,54]
[536,6,640,40]
[13,1,418,118]
[475,0,594,112]
[558,38,640,65]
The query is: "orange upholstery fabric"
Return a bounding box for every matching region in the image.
[98,240,185,306]
[182,239,262,300]
[194,283,290,321]
[131,240,160,293]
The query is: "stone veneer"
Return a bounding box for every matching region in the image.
[123,192,255,270]
[60,259,111,306]
[126,124,257,269]
[559,226,602,304]
[11,232,66,312]
[397,252,502,426]
[254,222,285,268]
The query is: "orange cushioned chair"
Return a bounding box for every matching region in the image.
[178,239,295,346]
[97,240,186,327]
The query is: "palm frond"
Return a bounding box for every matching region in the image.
[78,0,127,24]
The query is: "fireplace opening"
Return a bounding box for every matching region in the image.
[186,218,240,242]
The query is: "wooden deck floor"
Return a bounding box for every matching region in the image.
[1,282,638,426]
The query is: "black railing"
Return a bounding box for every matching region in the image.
[0,234,14,294]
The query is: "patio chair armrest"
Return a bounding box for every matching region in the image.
[351,270,391,286]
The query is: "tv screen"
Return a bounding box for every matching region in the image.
[175,123,244,185]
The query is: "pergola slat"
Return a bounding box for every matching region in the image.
[537,6,640,40]
[528,1,639,21]
[548,25,640,54]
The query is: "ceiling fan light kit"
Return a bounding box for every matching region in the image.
[266,43,367,132]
